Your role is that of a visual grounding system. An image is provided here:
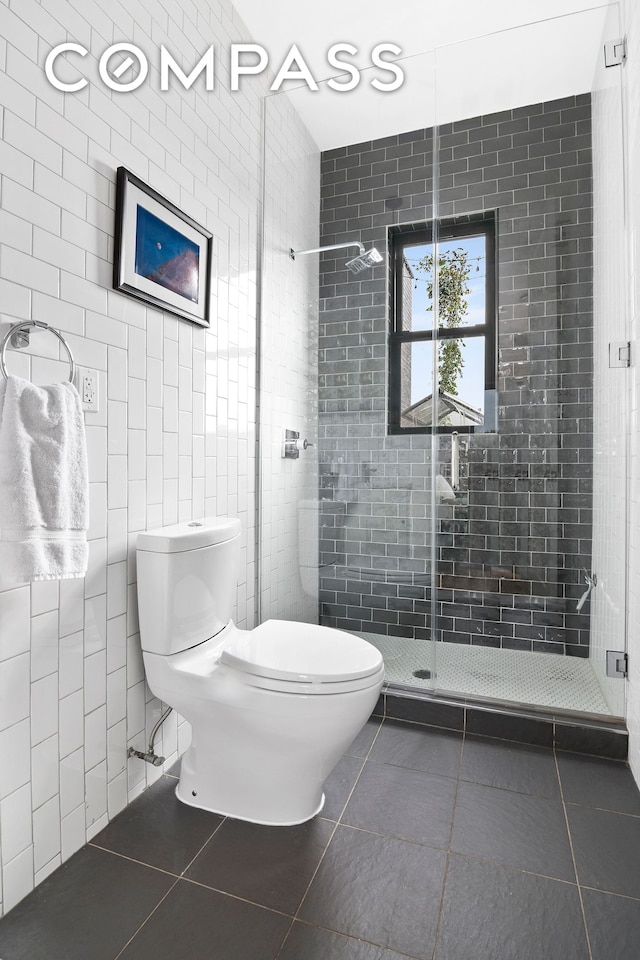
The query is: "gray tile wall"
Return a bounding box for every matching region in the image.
[318,95,593,657]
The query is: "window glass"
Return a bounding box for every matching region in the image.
[403,236,487,333]
[399,340,434,424]
[400,338,486,429]
[389,215,496,434]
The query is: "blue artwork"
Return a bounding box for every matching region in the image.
[135,205,199,303]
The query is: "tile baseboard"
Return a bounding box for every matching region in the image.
[372,689,628,760]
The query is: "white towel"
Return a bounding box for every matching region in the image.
[0,375,89,582]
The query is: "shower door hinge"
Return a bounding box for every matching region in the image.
[606,650,628,679]
[604,38,627,67]
[609,341,631,368]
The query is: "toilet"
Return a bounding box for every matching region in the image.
[136,516,385,826]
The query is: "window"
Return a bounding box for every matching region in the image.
[388,214,497,434]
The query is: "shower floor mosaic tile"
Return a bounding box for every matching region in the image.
[360,633,613,716]
[1,716,639,960]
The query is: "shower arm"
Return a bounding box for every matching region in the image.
[289,242,365,261]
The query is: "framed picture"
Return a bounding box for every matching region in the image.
[113,166,212,327]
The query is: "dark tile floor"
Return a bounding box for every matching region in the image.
[2,716,640,960]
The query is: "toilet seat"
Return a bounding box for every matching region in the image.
[220,619,384,694]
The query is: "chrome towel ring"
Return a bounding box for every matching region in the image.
[0,321,75,383]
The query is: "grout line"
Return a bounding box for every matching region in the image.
[425,849,588,888]
[577,883,640,903]
[179,875,295,919]
[277,916,427,960]
[561,798,640,819]
[383,712,466,738]
[368,728,572,803]
[179,817,227,877]
[430,851,452,960]
[111,877,181,960]
[429,715,467,959]
[553,744,594,960]
[272,819,339,960]
[274,718,386,960]
[87,842,182,879]
[322,819,454,856]
[87,812,227,883]
[272,918,296,960]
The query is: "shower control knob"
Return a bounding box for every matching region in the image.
[282,429,314,458]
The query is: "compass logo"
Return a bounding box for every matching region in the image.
[44,42,405,94]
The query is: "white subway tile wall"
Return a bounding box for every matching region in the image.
[0,0,319,915]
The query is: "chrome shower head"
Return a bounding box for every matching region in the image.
[345,246,383,274]
[290,241,382,274]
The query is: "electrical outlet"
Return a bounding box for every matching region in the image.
[75,367,99,412]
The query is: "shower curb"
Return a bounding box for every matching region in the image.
[373,688,628,761]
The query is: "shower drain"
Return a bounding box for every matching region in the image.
[412,669,433,680]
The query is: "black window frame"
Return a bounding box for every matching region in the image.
[388,212,497,435]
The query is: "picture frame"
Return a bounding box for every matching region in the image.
[113,166,212,327]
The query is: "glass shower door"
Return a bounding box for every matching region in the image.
[429,5,628,717]
[313,50,439,692]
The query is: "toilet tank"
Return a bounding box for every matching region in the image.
[136,517,241,655]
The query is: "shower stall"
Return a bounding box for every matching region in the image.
[259,4,629,725]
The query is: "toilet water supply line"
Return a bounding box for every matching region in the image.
[127,706,174,766]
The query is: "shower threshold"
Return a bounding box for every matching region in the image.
[358,633,616,718]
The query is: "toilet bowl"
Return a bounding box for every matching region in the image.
[136,517,384,825]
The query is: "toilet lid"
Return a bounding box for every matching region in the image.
[220,620,383,684]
